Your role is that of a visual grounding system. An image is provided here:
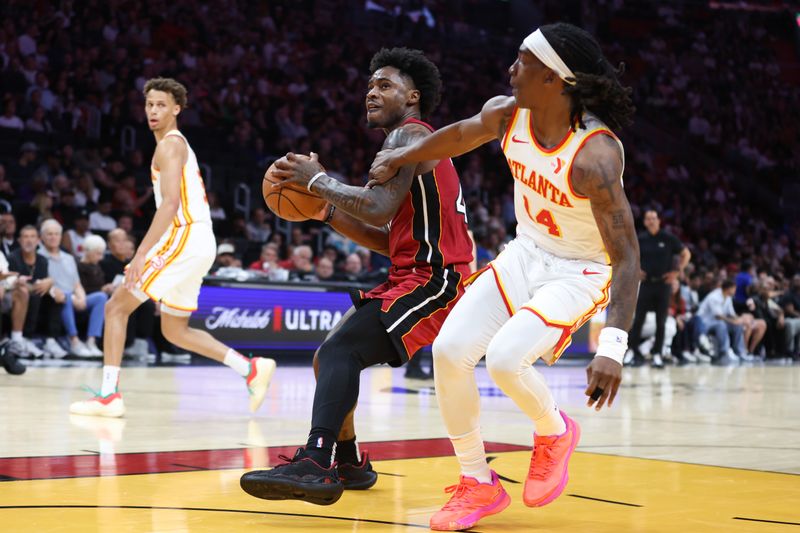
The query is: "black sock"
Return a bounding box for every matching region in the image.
[306,430,337,467]
[335,437,359,465]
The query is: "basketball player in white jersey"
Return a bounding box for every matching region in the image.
[70,78,275,418]
[370,23,639,530]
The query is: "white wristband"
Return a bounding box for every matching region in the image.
[307,172,326,192]
[595,327,628,365]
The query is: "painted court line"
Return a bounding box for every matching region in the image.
[0,439,527,481]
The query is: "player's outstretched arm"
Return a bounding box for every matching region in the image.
[271,123,429,228]
[571,134,640,411]
[125,137,185,289]
[367,95,516,186]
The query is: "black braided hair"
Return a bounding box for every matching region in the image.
[369,47,442,119]
[540,23,635,132]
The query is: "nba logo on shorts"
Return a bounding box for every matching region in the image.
[151,255,166,270]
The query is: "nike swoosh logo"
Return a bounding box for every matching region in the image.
[582,268,601,275]
[511,135,527,144]
[552,157,563,174]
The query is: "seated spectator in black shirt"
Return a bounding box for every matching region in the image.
[6,225,63,358]
[751,278,787,358]
[287,245,316,282]
[211,242,242,273]
[0,163,15,203]
[1,211,18,258]
[780,275,800,358]
[79,235,112,296]
[331,253,365,283]
[99,229,132,285]
[53,188,81,231]
[315,257,335,282]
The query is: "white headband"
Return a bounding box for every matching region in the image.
[522,29,576,86]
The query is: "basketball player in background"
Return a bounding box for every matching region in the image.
[70,78,275,418]
[370,23,639,530]
[240,48,473,505]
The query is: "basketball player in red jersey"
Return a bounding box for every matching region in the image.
[370,24,639,530]
[240,48,473,505]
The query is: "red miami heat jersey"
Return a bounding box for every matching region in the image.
[388,118,473,269]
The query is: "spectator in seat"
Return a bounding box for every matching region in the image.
[89,195,117,232]
[315,256,335,282]
[287,245,316,282]
[211,242,242,272]
[0,164,15,203]
[332,252,365,283]
[1,212,18,258]
[207,192,226,221]
[739,296,767,358]
[62,208,95,259]
[248,243,287,280]
[0,98,24,130]
[0,250,26,374]
[117,213,135,236]
[697,280,750,364]
[6,225,64,358]
[678,272,712,363]
[780,275,800,358]
[751,278,786,358]
[246,208,272,243]
[8,143,39,196]
[733,260,756,314]
[40,219,106,357]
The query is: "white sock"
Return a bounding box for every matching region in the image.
[224,348,251,377]
[101,365,120,396]
[534,404,567,436]
[450,428,492,484]
[11,331,22,342]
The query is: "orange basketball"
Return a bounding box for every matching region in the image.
[262,160,327,222]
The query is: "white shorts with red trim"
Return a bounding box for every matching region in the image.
[135,222,216,313]
[489,234,612,363]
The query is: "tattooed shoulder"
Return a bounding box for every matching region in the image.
[571,134,623,204]
[383,123,431,150]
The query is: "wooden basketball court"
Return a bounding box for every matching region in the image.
[1,363,798,531]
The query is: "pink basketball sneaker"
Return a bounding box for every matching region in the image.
[429,470,510,531]
[523,410,581,507]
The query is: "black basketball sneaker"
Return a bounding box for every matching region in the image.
[0,340,26,375]
[338,451,378,490]
[240,448,344,506]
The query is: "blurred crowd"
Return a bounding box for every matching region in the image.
[0,1,798,372]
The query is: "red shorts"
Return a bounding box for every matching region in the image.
[358,263,472,363]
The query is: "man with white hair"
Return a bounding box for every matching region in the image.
[40,219,106,357]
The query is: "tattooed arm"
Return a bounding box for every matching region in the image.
[572,135,640,330]
[367,95,516,186]
[307,202,390,256]
[271,123,429,227]
[571,134,640,411]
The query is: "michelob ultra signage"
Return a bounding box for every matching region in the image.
[190,282,354,351]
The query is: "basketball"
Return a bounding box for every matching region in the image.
[262,159,327,222]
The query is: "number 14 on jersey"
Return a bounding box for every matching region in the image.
[523,196,561,237]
